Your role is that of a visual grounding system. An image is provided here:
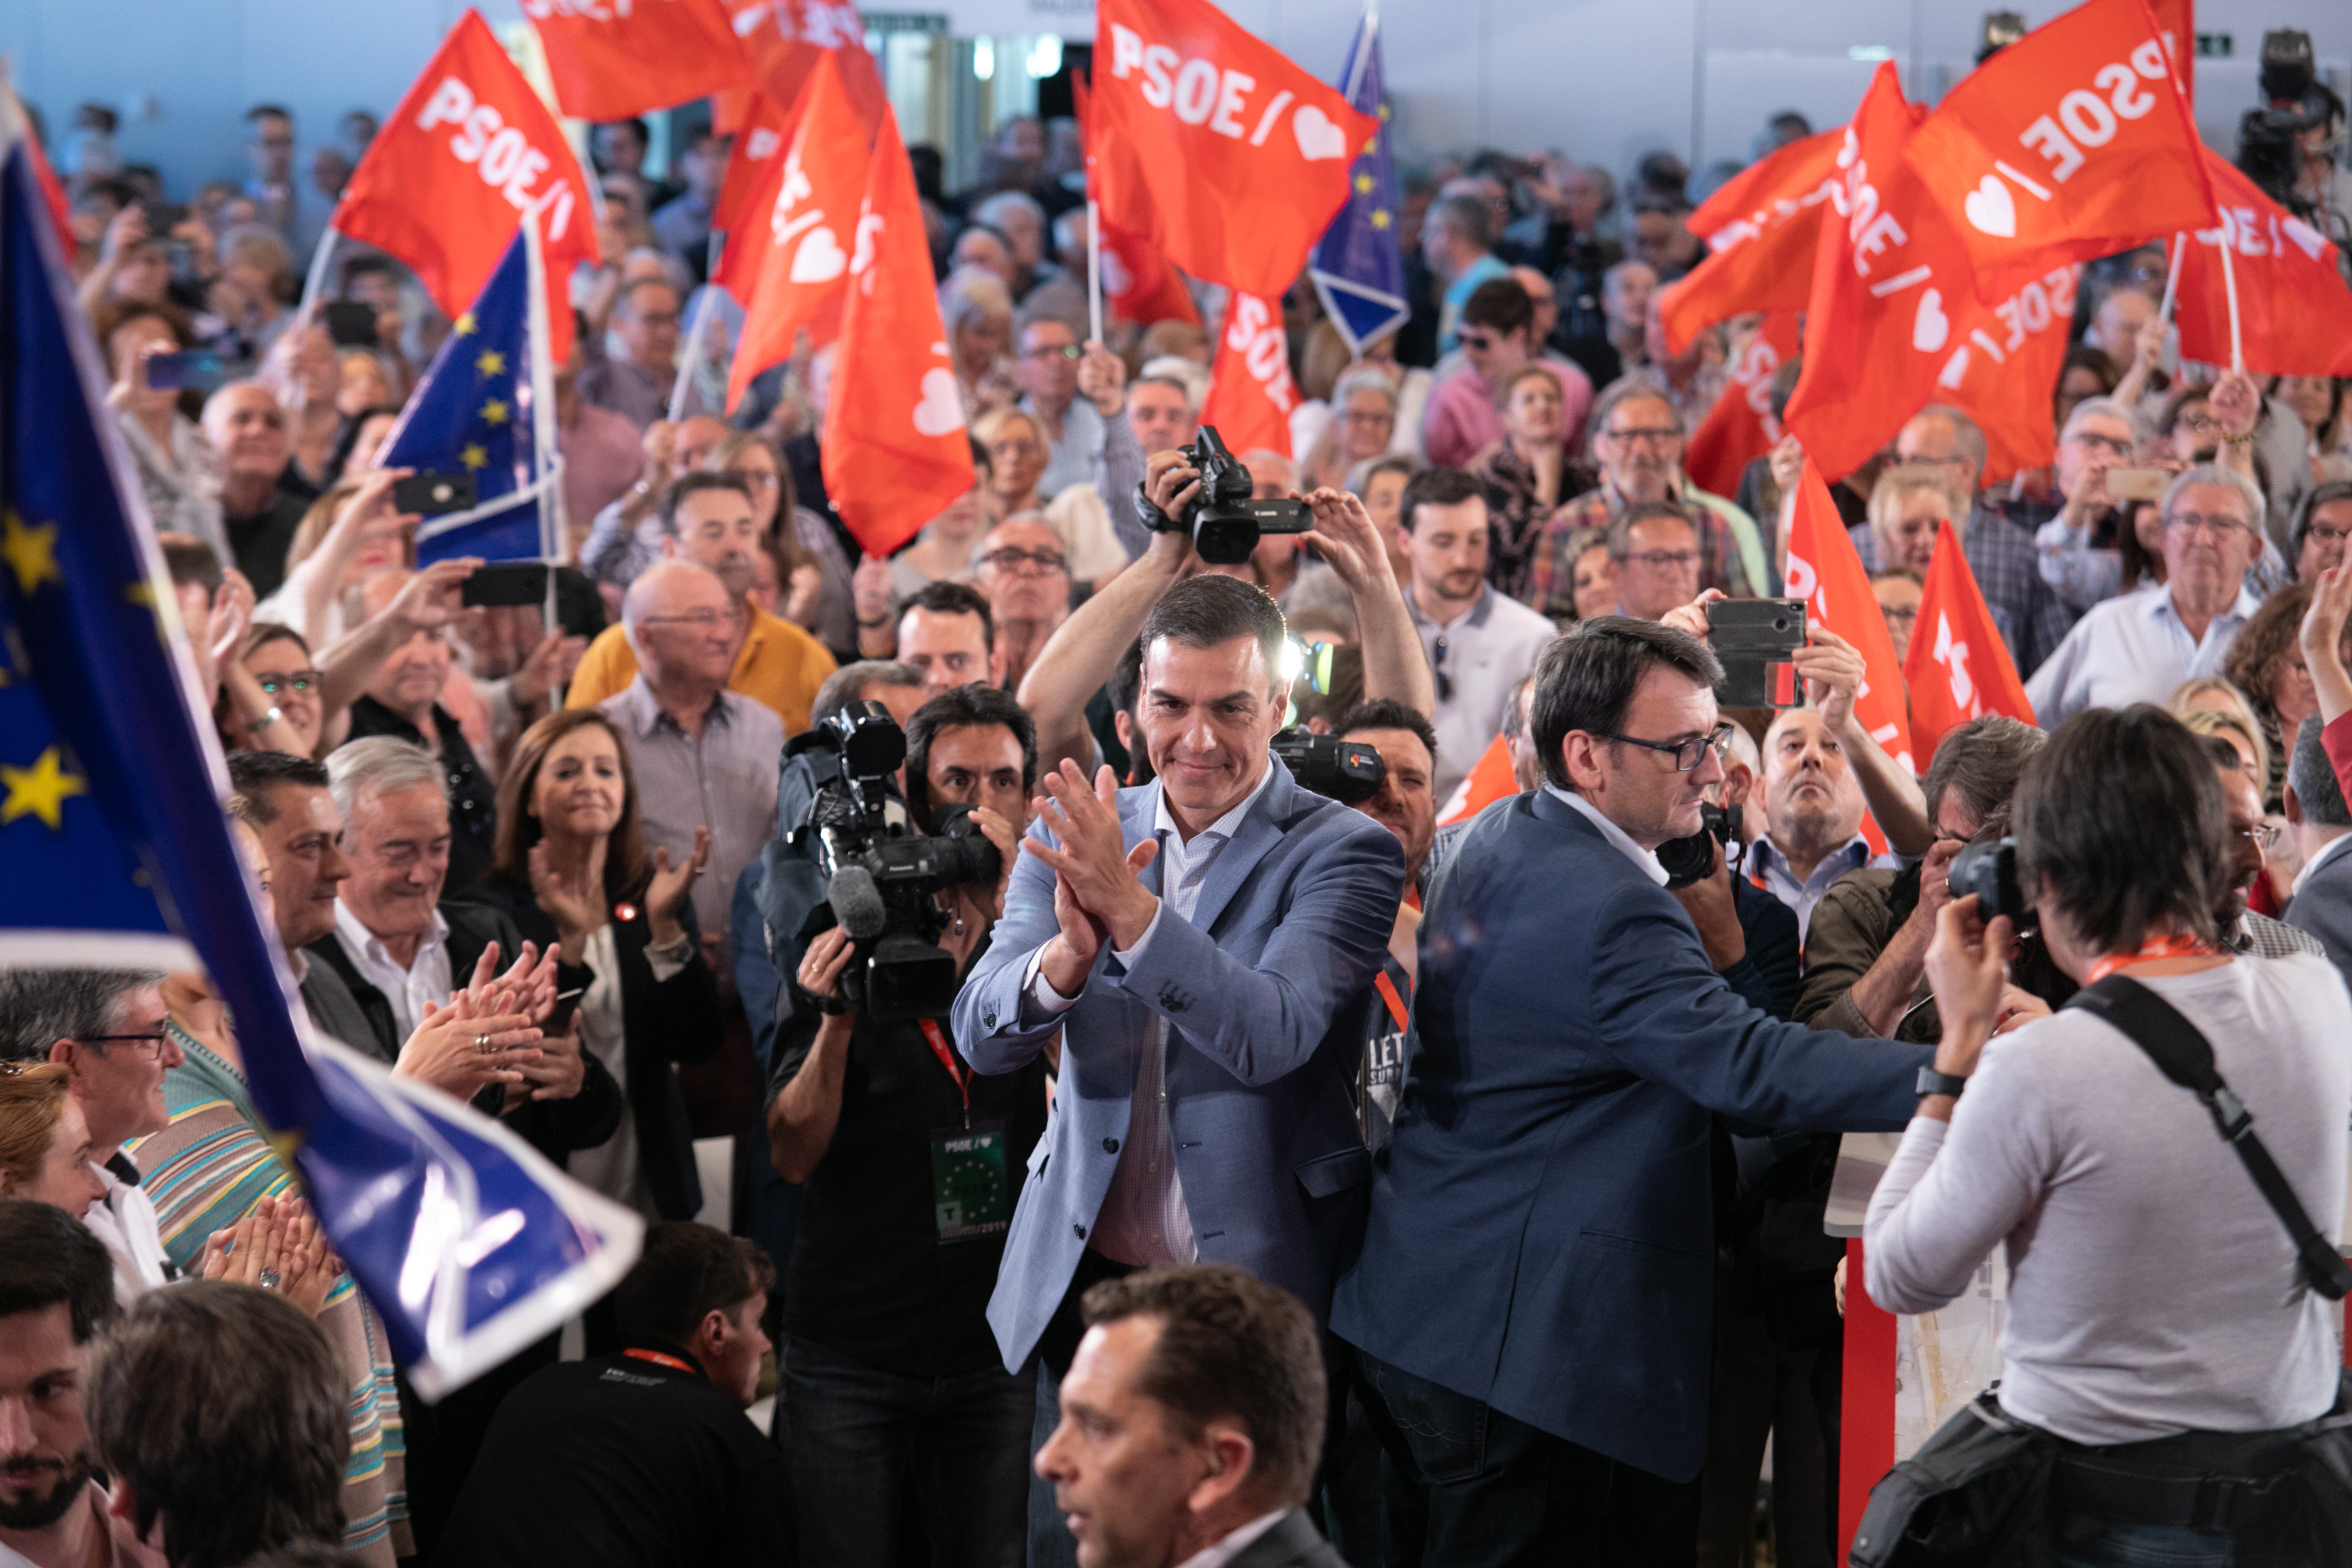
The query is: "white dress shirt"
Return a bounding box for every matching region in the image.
[1026,764,1280,1267]
[1545,784,1669,885]
[331,900,453,1043]
[2024,581,2264,731]
[1174,1510,1291,1568]
[83,1156,173,1308]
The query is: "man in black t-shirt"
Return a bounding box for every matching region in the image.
[436,1223,786,1568]
[764,685,1044,1567]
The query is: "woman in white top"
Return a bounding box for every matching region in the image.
[1867,703,2352,1568]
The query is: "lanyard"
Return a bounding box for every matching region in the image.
[622,1348,697,1375]
[1374,970,1411,1034]
[918,1019,971,1129]
[2085,934,2220,985]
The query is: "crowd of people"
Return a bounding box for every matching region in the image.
[9,69,2352,1568]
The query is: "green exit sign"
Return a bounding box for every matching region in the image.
[2195,32,2233,58]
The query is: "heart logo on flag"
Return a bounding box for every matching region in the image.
[1962,175,2016,238]
[1937,345,1970,389]
[1292,105,1349,161]
[1912,287,1950,353]
[912,367,965,437]
[789,226,848,283]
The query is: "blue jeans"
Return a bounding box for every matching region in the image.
[2053,1520,2236,1568]
[781,1335,1033,1568]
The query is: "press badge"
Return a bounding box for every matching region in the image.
[931,1121,1010,1241]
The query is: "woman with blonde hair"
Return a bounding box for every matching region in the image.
[0,1063,105,1216]
[1860,464,1956,574]
[255,470,417,650]
[941,269,1017,416]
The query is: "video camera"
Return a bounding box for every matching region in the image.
[1271,729,1384,804]
[782,702,1003,1022]
[2239,29,2346,210]
[1134,423,1314,565]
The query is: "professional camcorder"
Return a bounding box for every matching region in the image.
[1271,729,1384,804]
[1133,423,1314,565]
[2239,29,2346,210]
[782,703,1002,1022]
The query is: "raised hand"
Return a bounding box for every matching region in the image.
[1026,761,1160,947]
[529,839,609,952]
[1791,624,1869,733]
[1078,342,1128,417]
[1302,487,1395,594]
[646,828,711,944]
[395,991,542,1102]
[386,557,482,634]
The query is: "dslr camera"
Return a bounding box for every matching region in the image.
[782,702,1003,1022]
[1947,836,2034,931]
[1271,728,1384,804]
[1134,423,1314,564]
[1658,800,1740,890]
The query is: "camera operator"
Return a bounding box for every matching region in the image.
[1863,706,2352,1565]
[1332,617,1929,1562]
[762,685,1040,1566]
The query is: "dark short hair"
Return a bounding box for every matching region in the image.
[226,750,333,827]
[904,684,1040,829]
[0,970,163,1064]
[597,116,650,146]
[1920,714,2045,831]
[807,661,923,735]
[1606,501,1696,561]
[1529,617,1724,790]
[1335,698,1439,764]
[2291,713,2352,830]
[1110,637,1146,719]
[92,1282,348,1568]
[1461,278,1533,337]
[1398,467,1485,534]
[1137,575,1285,691]
[661,470,753,536]
[158,534,225,594]
[2014,706,2229,952]
[244,103,292,128]
[613,1222,774,1349]
[0,1198,119,1344]
[902,579,996,654]
[2294,480,2352,564]
[1080,1263,1325,1506]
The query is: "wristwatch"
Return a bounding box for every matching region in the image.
[255,704,285,730]
[1916,1066,1969,1099]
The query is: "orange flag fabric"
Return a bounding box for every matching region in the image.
[1683,311,1799,499]
[526,0,749,121]
[1436,733,1519,827]
[820,106,976,557]
[710,91,797,249]
[1072,72,1200,326]
[335,9,597,361]
[1658,133,1840,356]
[1903,525,2036,765]
[1783,63,1976,484]
[1198,293,1298,457]
[1786,458,1915,776]
[725,55,873,408]
[2173,149,2352,376]
[1904,0,2213,291]
[1093,0,1376,297]
[1935,262,2081,483]
[721,0,887,128]
[2149,0,2195,104]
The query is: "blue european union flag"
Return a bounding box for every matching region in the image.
[379,220,563,568]
[1308,6,1409,356]
[1,132,636,1397]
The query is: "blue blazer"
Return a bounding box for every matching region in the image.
[1329,789,1929,1482]
[954,757,1406,1371]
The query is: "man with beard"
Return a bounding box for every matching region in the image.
[1330,700,1439,1152]
[0,1200,121,1568]
[2208,735,2326,959]
[567,472,836,733]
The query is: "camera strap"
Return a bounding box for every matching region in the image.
[918,1019,971,1129]
[2066,974,2352,1302]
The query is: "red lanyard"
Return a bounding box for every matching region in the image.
[2086,933,2220,985]
[622,1348,697,1375]
[919,1020,971,1127]
[1374,971,1411,1034]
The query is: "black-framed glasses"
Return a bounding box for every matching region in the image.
[1598,721,1733,771]
[254,670,322,698]
[78,1031,172,1059]
[1023,343,1083,362]
[981,546,1067,576]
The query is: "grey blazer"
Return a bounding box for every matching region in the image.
[2287,846,2352,986]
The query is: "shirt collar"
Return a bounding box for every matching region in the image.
[2294,831,2352,897]
[2146,580,2264,627]
[1748,832,1872,885]
[1544,784,1669,885]
[1407,582,1494,632]
[1153,757,1279,850]
[333,898,449,971]
[1174,1510,1292,1568]
[616,676,735,738]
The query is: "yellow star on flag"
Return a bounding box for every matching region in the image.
[1,746,87,831]
[1362,136,1379,156]
[475,349,507,377]
[460,443,490,471]
[1355,173,1375,195]
[2,511,62,594]
[479,399,511,426]
[452,312,477,337]
[1377,103,1391,122]
[1370,209,1392,230]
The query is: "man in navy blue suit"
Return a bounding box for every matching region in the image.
[1331,617,1932,1566]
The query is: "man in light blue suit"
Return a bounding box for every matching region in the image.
[954,573,1404,1390]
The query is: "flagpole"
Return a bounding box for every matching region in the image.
[1087,198,1104,345]
[2157,231,2185,327]
[298,223,340,319]
[2217,216,2244,375]
[668,285,719,422]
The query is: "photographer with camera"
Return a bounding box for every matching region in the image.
[1860,706,2352,1567]
[762,686,1039,1567]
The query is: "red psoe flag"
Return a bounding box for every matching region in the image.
[725,54,874,408]
[1785,458,1915,775]
[1933,262,2081,483]
[1904,0,2214,289]
[710,91,797,246]
[2173,149,2352,376]
[1658,133,1841,355]
[723,0,887,127]
[1093,0,1376,297]
[527,0,749,121]
[1902,525,2036,765]
[1072,72,1201,326]
[335,9,598,360]
[2149,0,2195,105]
[1199,293,1298,457]
[1682,311,1799,498]
[820,108,976,557]
[1782,63,1976,484]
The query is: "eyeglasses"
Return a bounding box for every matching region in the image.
[2236,822,2283,851]
[987,440,1045,460]
[1877,604,1919,628]
[1598,721,1734,771]
[254,670,322,698]
[2072,433,2134,457]
[1626,549,1700,570]
[1604,426,1680,447]
[639,608,744,631]
[1459,332,1501,352]
[2308,524,2352,546]
[1022,343,1083,362]
[1341,409,1395,426]
[982,546,1068,576]
[78,1031,172,1059]
[723,467,780,491]
[2163,512,2250,539]
[2174,410,2222,437]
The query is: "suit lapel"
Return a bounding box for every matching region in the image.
[1122,781,1167,901]
[1180,761,1294,938]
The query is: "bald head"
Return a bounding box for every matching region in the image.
[976,516,1070,626]
[624,559,741,697]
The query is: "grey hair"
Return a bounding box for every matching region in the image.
[973,190,1045,232]
[2060,394,2147,449]
[1137,355,1210,412]
[2160,462,2264,532]
[1589,379,1685,449]
[1909,403,1987,477]
[938,270,1014,336]
[2291,713,2352,829]
[0,971,164,1063]
[808,661,924,734]
[1329,365,1400,414]
[326,736,445,828]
